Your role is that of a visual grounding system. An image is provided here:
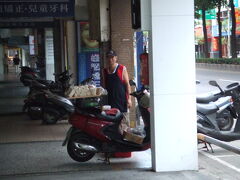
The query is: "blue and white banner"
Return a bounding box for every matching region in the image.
[78,52,101,86]
[0,0,74,17]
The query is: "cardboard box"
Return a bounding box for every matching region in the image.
[123,131,144,144]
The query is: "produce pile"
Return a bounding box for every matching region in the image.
[65,85,106,98]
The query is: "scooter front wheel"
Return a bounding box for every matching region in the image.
[27,106,41,120]
[67,132,95,162]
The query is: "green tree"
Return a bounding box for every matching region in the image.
[229,0,237,58]
[213,0,227,58]
[195,0,216,58]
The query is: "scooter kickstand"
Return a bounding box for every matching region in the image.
[198,140,214,153]
[97,153,111,164]
[208,143,214,153]
[104,153,111,164]
[198,140,208,151]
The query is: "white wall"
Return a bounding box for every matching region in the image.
[149,0,198,172]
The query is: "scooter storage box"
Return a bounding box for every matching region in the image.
[76,97,100,108]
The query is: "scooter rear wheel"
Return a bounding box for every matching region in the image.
[42,108,59,124]
[67,132,95,162]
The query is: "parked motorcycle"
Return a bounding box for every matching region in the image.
[19,66,41,86]
[197,82,240,141]
[207,80,240,115]
[196,80,240,104]
[23,88,75,124]
[20,66,72,95]
[62,80,150,163]
[28,70,73,96]
[196,80,240,131]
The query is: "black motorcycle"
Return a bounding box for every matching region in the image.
[19,66,41,86]
[20,66,72,95]
[28,70,73,97]
[23,88,75,124]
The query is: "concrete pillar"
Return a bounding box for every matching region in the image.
[53,19,65,75]
[149,0,198,172]
[66,21,77,84]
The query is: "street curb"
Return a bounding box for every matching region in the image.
[196,63,240,72]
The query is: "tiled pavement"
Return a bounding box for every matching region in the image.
[0,113,70,143]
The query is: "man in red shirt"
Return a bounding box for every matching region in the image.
[103,50,132,134]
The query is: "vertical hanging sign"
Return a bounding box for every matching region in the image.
[90,53,100,86]
[29,35,35,55]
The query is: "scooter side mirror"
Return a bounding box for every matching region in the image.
[129,80,136,87]
[209,80,218,87]
[209,80,225,94]
[196,80,200,84]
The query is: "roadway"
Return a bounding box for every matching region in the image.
[196,68,240,93]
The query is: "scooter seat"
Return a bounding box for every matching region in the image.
[30,80,48,90]
[97,111,123,122]
[197,103,219,115]
[196,92,220,103]
[36,79,54,86]
[76,108,123,122]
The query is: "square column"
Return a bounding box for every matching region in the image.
[149,0,198,172]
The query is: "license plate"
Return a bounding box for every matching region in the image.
[62,127,73,146]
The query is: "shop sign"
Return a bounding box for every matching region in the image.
[235,8,240,35]
[0,0,74,18]
[206,20,212,38]
[199,9,216,20]
[195,26,203,38]
[212,25,230,37]
[78,52,101,86]
[89,53,100,86]
[29,35,35,55]
[234,0,239,7]
[212,37,219,51]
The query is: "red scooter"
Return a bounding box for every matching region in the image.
[62,80,150,163]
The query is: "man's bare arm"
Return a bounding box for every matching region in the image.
[123,67,132,108]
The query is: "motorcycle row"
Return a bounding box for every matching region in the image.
[19,66,240,163]
[20,66,74,124]
[19,66,151,163]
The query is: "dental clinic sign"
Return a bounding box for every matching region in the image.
[0,0,74,17]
